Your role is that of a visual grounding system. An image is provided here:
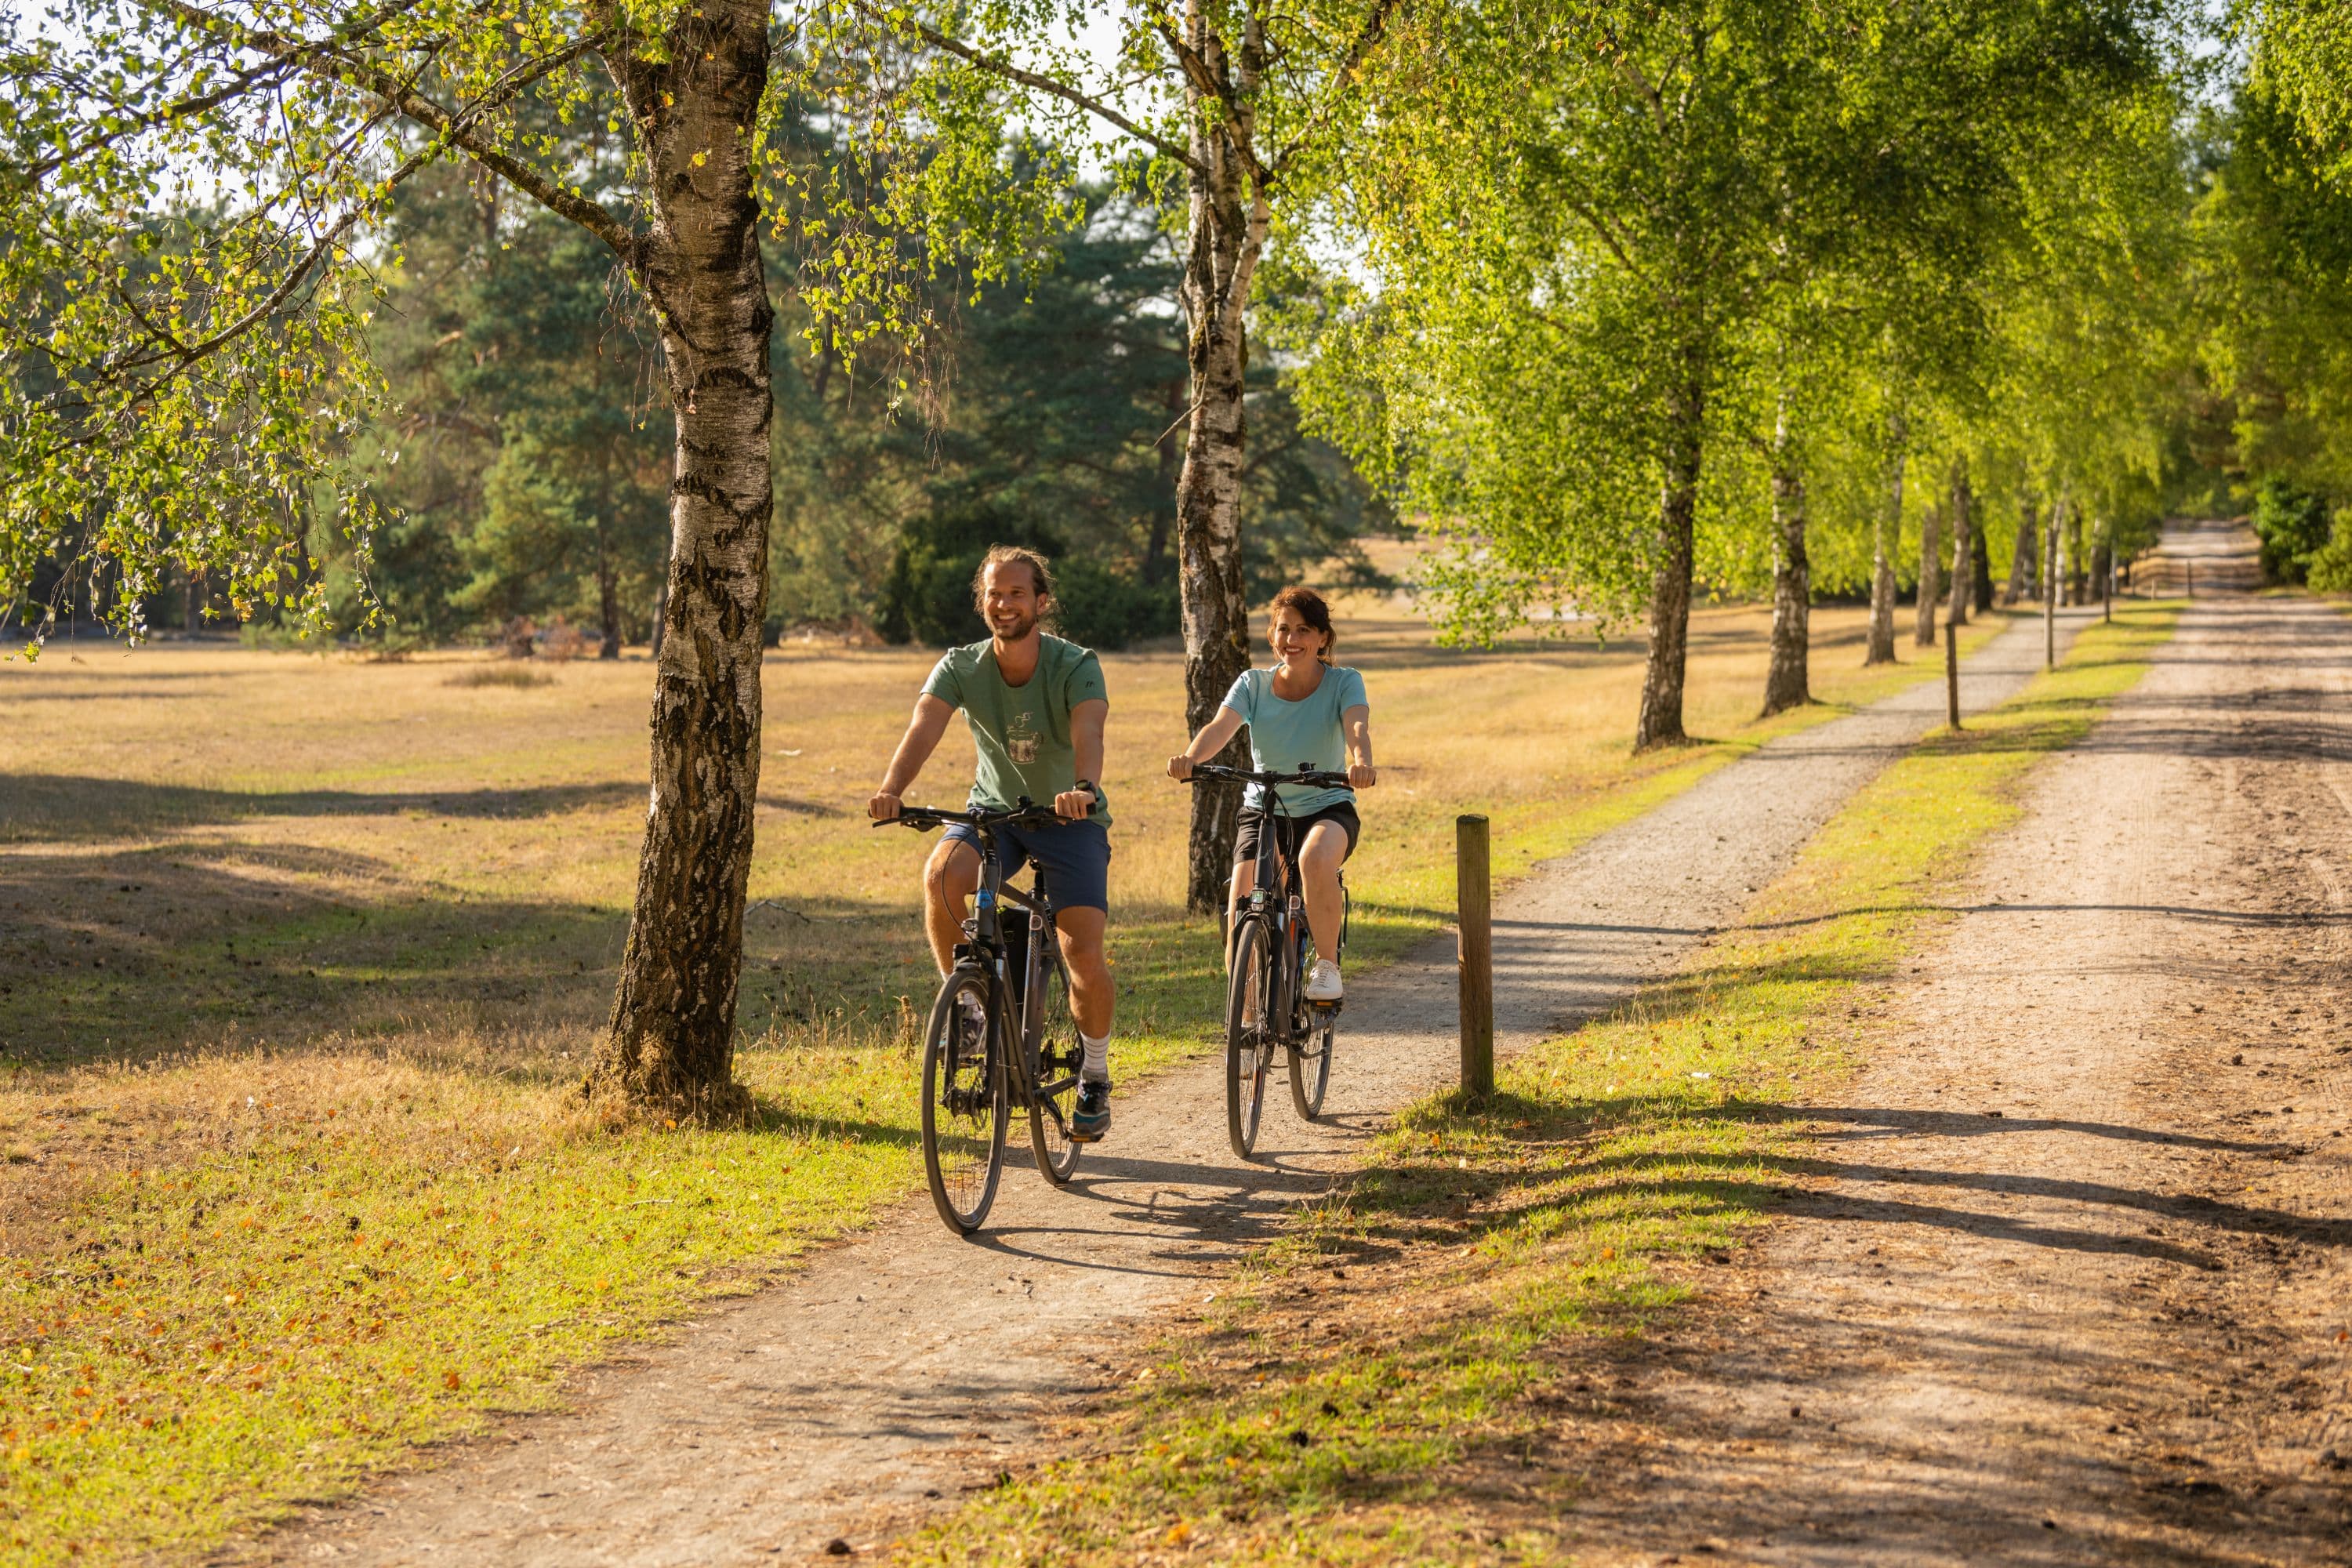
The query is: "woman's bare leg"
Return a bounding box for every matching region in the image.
[1299,822,1349,962]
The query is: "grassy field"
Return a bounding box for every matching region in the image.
[894,601,2185,1566]
[0,592,2009,1563]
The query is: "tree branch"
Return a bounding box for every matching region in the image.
[136,0,642,267]
[1150,2,1266,183]
[18,56,297,185]
[856,2,1208,175]
[106,132,434,383]
[1561,193,1656,290]
[1271,0,1409,173]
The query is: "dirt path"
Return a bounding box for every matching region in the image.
[262,609,2089,1566]
[1561,533,2352,1565]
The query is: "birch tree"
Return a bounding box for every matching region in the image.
[883,0,1417,909]
[1,0,1169,1109]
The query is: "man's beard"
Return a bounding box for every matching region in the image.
[989,608,1036,641]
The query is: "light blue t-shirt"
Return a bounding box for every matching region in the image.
[1221,664,1368,815]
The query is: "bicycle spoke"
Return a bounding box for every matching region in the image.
[1027,952,1083,1185]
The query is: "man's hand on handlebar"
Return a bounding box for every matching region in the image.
[1348,762,1377,789]
[1166,754,1196,782]
[867,789,902,822]
[1053,786,1094,820]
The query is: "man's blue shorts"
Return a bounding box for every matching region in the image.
[942,817,1112,913]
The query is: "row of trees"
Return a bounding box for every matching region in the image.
[342,158,1379,656]
[5,1,2349,1110]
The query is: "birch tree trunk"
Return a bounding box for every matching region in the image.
[596,451,623,660]
[1866,421,1903,666]
[1947,459,1974,629]
[2043,485,2065,669]
[1761,399,1811,717]
[1914,500,1941,648]
[2067,502,2087,606]
[1173,4,1267,913]
[2004,495,2037,605]
[1635,375,1704,751]
[591,2,775,1113]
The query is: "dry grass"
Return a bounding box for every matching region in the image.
[0,597,1994,1182]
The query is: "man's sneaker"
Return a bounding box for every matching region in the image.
[1304,958,1344,1003]
[1070,1079,1112,1142]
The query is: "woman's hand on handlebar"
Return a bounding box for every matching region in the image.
[867,789,902,822]
[1167,754,1196,782]
[1348,762,1377,789]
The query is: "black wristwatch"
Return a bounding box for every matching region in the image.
[1073,779,1100,803]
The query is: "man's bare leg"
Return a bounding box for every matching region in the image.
[920,838,982,975]
[1052,906,1114,1037]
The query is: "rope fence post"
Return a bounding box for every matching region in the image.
[1457,813,1494,1102]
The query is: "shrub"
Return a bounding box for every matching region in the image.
[875,503,1176,650]
[2250,477,2332,584]
[2306,510,2352,594]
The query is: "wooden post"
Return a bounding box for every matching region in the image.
[1944,620,1962,731]
[1457,814,1494,1102]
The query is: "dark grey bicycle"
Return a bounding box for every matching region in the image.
[1185,763,1352,1159]
[876,800,1084,1234]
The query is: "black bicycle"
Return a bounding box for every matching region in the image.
[875,800,1086,1234]
[1184,763,1352,1158]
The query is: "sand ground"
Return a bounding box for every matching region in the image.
[1552,526,2352,1566]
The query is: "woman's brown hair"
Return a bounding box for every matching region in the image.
[1269,585,1336,664]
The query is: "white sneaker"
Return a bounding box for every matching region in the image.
[1304,959,1344,1003]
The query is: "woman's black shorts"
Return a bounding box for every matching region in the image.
[1233,800,1359,865]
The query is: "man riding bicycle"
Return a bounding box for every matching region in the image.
[1168,586,1376,1002]
[869,546,1117,1141]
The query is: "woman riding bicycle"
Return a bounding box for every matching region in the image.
[1168,586,1377,1001]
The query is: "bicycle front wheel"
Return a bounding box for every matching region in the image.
[1026,953,1083,1185]
[1226,919,1274,1159]
[1290,1006,1334,1121]
[921,971,1007,1234]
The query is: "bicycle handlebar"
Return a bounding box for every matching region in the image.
[1180,762,1352,790]
[870,799,1070,832]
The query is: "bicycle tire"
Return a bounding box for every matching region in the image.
[1290,1007,1334,1120]
[1226,919,1273,1159]
[920,971,1007,1234]
[1026,953,1083,1185]
[1290,887,1340,1120]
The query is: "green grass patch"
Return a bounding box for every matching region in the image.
[891,602,2184,1566]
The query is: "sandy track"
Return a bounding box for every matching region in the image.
[1561,532,2352,1565]
[260,609,2088,1566]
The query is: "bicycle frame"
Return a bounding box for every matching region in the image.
[1229,779,1348,1045]
[951,823,1069,1113]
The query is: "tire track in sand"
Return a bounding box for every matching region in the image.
[1556,528,2352,1566]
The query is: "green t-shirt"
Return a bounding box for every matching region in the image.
[922,634,1112,824]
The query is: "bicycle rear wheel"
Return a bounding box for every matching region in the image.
[921,971,1007,1234]
[1026,953,1083,1185]
[1226,920,1274,1159]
